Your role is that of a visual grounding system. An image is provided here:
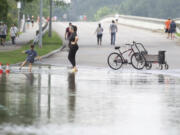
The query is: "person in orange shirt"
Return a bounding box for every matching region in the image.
[165,18,171,39]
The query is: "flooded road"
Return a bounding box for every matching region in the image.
[0,66,180,135]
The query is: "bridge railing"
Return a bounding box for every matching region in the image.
[101,14,180,33]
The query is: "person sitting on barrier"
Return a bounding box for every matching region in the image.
[19,45,41,72]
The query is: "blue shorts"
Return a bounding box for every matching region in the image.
[26,59,34,63]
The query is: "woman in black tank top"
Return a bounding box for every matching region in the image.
[68,25,79,72]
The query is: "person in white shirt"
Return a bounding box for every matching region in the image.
[10,24,18,45]
[95,23,104,45]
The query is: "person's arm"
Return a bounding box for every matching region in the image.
[22,50,27,54]
[116,25,118,32]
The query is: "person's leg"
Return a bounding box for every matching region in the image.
[72,46,78,71]
[111,33,113,45]
[112,33,114,45]
[19,60,27,70]
[100,35,102,45]
[29,63,32,72]
[113,32,116,45]
[68,46,78,72]
[68,48,74,66]
[11,37,15,44]
[97,35,99,45]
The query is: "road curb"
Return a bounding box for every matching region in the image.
[10,35,67,67]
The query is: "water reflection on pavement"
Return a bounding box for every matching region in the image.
[0,66,180,135]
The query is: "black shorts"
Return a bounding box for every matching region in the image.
[97,34,103,39]
[1,35,6,39]
[27,59,34,64]
[165,29,169,33]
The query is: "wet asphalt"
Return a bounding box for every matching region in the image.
[0,21,180,135]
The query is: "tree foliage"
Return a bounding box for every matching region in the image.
[68,0,180,20]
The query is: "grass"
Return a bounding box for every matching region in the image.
[176,33,180,37]
[0,31,62,64]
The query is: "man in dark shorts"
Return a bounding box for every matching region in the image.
[19,45,40,72]
[1,23,7,46]
[0,22,3,45]
[65,22,72,40]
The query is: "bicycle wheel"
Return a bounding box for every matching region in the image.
[145,62,152,70]
[107,52,123,70]
[131,53,146,70]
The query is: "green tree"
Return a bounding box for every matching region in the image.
[94,6,113,21]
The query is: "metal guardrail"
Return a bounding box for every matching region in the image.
[101,14,180,33]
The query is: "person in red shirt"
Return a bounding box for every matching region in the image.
[165,18,171,39]
[65,22,72,40]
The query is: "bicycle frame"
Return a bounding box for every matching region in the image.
[117,45,135,62]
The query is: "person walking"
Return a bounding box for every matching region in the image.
[19,45,41,72]
[68,25,79,73]
[65,22,72,40]
[2,23,7,45]
[169,20,176,40]
[27,16,31,29]
[110,20,118,45]
[0,22,3,45]
[10,24,18,45]
[31,16,34,27]
[165,18,171,39]
[95,23,103,45]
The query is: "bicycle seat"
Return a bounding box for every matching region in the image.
[115,46,120,50]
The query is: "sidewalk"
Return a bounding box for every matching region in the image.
[0,23,38,52]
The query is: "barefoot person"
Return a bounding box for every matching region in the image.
[19,45,40,72]
[68,25,79,72]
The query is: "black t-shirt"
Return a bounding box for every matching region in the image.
[69,32,77,46]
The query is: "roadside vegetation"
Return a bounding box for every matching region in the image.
[0,31,62,64]
[176,33,180,37]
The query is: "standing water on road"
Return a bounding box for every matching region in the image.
[0,66,180,135]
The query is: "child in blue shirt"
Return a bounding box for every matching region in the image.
[19,45,40,72]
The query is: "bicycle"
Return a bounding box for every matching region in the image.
[107,41,146,70]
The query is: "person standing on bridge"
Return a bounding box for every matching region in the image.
[95,23,104,45]
[165,18,171,39]
[110,20,118,45]
[68,25,79,73]
[169,20,176,40]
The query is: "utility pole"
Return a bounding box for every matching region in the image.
[39,0,43,48]
[17,1,21,31]
[48,0,53,37]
